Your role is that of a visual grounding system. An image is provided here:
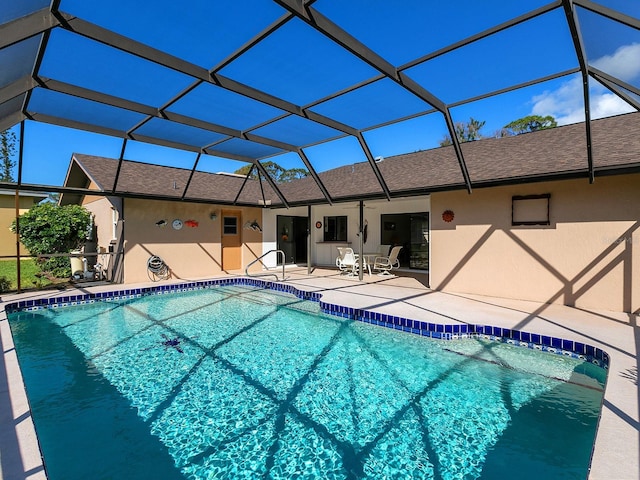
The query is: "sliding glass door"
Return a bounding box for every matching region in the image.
[380,212,429,270]
[276,215,308,265]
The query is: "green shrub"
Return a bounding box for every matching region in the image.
[43,257,74,279]
[11,203,92,278]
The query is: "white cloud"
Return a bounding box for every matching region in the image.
[591,43,640,82]
[590,91,636,118]
[529,43,639,126]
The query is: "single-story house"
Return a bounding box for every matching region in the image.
[61,112,640,313]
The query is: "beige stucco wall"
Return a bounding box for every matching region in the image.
[430,174,640,313]
[81,195,123,280]
[0,194,44,258]
[120,198,264,284]
[82,194,119,252]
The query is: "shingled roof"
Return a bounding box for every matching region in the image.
[62,112,640,207]
[280,111,640,203]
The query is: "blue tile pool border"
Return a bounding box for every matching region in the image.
[3,277,609,369]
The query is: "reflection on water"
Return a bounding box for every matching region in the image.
[10,286,605,479]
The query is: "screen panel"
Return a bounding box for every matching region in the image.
[588,0,640,23]
[591,109,640,170]
[133,118,227,149]
[39,29,195,106]
[250,115,343,148]
[27,88,147,132]
[20,121,124,188]
[0,123,20,184]
[191,153,253,177]
[0,0,49,24]
[206,138,284,160]
[404,10,578,105]
[303,136,384,200]
[578,6,640,95]
[168,82,285,132]
[59,0,286,69]
[302,136,368,174]
[185,154,255,204]
[123,140,197,171]
[586,77,636,124]
[314,0,552,66]
[309,78,432,130]
[0,96,24,133]
[113,160,189,198]
[447,75,581,141]
[0,36,41,90]
[377,146,464,193]
[218,18,378,106]
[363,112,450,159]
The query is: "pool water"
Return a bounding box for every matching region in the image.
[9,285,606,479]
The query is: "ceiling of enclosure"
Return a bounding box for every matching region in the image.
[1,0,639,207]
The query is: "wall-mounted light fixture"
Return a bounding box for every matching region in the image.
[210,212,218,221]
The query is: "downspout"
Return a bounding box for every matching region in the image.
[307,205,311,275]
[14,121,25,293]
[358,200,364,281]
[14,190,21,293]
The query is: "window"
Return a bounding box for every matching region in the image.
[111,207,118,240]
[223,216,238,235]
[323,216,347,242]
[512,194,550,226]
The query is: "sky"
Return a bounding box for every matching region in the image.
[3,0,639,188]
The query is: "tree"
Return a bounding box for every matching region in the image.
[234,161,282,180]
[439,117,486,146]
[278,167,309,182]
[234,161,308,183]
[499,115,557,136]
[0,129,17,182]
[11,203,92,278]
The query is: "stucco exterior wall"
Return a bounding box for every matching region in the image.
[81,195,119,252]
[80,195,123,280]
[0,193,45,257]
[430,174,640,313]
[121,199,264,284]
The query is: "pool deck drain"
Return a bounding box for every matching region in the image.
[1,267,637,480]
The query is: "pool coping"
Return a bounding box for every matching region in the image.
[0,272,637,480]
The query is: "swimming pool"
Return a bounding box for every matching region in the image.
[8,281,606,479]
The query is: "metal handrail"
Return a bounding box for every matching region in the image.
[245,249,286,281]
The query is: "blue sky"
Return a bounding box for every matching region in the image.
[4,0,639,187]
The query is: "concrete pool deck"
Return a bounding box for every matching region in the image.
[0,268,638,479]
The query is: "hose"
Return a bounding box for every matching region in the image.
[147,255,170,281]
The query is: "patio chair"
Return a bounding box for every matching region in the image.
[373,246,402,276]
[339,248,359,276]
[378,244,391,257]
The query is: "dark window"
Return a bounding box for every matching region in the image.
[323,216,347,242]
[223,216,238,235]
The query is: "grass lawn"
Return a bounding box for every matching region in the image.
[0,259,64,292]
